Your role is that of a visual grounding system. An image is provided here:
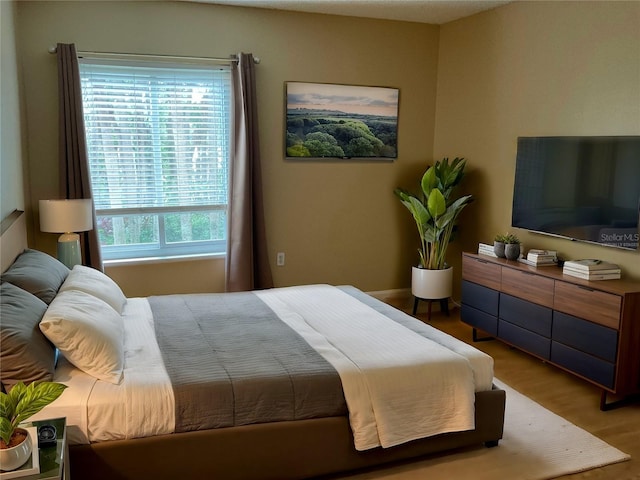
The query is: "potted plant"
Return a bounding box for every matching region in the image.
[493,233,507,258]
[394,157,474,300]
[503,233,521,260]
[0,381,66,471]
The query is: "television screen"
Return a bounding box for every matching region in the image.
[511,136,640,250]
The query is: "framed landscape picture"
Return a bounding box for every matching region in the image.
[285,82,399,161]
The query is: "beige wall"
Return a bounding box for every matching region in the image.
[1,1,27,221]
[10,1,640,298]
[14,1,440,296]
[435,0,640,287]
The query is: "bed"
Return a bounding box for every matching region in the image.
[0,210,505,480]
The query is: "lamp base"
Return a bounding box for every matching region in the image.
[57,233,82,269]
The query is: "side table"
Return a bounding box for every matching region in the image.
[22,418,69,480]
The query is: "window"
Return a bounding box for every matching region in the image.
[79,59,232,260]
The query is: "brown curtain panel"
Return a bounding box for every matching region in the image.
[226,53,273,292]
[57,43,103,271]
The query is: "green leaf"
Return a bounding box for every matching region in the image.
[0,417,12,446]
[0,392,12,421]
[8,382,27,403]
[435,207,456,230]
[407,196,430,224]
[426,189,446,218]
[13,382,67,425]
[442,157,466,191]
[420,166,438,196]
[422,228,437,243]
[449,194,474,211]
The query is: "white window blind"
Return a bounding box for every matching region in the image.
[79,59,232,260]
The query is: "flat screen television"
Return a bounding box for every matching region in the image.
[511,136,640,251]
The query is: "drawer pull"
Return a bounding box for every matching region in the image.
[578,286,595,292]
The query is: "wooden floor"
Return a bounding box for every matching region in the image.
[377,301,640,479]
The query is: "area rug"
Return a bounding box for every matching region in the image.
[338,378,630,479]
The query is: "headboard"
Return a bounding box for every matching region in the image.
[0,210,27,273]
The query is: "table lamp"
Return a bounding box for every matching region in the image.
[39,199,93,268]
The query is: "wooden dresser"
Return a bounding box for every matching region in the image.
[461,252,640,410]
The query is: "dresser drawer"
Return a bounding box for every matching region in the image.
[462,255,501,290]
[553,281,621,329]
[501,267,554,306]
[462,280,499,316]
[498,320,551,359]
[551,341,615,389]
[499,293,552,337]
[552,311,618,363]
[461,304,498,336]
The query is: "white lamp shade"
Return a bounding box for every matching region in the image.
[39,199,93,233]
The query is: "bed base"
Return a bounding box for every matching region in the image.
[70,386,505,480]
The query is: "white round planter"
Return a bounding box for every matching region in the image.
[411,266,453,300]
[0,428,32,471]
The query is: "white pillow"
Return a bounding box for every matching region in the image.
[59,265,127,314]
[40,290,124,384]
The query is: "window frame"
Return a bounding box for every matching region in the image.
[79,58,232,261]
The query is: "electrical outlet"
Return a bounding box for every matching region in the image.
[276,252,285,266]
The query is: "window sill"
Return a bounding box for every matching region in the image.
[104,252,225,267]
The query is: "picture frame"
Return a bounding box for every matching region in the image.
[285,82,399,161]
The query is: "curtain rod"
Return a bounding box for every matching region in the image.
[47,46,260,64]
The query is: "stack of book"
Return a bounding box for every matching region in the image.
[477,242,498,257]
[525,249,557,266]
[562,259,621,280]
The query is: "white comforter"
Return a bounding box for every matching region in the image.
[257,285,477,450]
[33,285,493,450]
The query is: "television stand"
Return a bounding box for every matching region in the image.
[460,252,640,410]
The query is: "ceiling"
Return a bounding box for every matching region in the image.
[191,0,513,25]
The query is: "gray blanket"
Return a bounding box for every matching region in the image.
[148,291,347,433]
